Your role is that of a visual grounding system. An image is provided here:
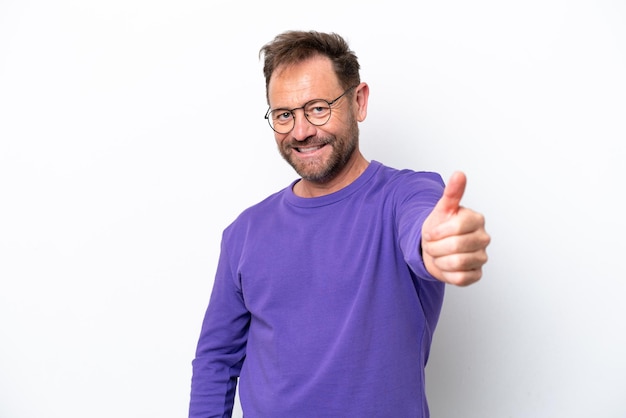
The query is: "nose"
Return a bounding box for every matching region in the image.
[290,109,317,141]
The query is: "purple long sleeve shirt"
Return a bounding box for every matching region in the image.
[190,161,446,417]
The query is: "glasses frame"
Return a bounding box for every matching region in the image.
[264,84,358,134]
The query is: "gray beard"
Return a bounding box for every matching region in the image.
[280,123,359,184]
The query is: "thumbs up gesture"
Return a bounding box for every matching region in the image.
[421,171,491,286]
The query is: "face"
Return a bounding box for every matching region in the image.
[267,56,361,184]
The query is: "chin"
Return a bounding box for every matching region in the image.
[293,161,333,183]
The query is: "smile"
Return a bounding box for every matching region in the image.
[295,144,325,154]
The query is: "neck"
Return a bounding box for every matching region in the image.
[293,152,369,198]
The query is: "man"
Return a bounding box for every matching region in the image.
[189,30,490,417]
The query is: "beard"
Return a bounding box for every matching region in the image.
[277,117,360,184]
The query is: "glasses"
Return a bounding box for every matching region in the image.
[264,85,358,134]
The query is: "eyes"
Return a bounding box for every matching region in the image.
[264,85,357,134]
[274,111,292,123]
[270,100,331,125]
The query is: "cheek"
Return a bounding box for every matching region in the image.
[328,110,352,132]
[274,132,289,148]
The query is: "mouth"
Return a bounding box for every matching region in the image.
[294,144,325,154]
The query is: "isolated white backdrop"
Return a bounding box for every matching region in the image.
[1,1,625,417]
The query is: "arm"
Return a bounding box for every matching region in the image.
[421,171,491,286]
[189,239,250,418]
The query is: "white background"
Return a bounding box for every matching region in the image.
[1,1,625,417]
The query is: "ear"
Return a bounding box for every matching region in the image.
[354,82,369,122]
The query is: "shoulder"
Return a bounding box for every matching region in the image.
[371,161,445,200]
[221,184,290,237]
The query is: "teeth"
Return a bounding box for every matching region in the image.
[297,146,321,153]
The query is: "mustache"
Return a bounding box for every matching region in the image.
[286,135,332,148]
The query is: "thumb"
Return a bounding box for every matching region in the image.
[435,170,466,216]
[423,171,467,242]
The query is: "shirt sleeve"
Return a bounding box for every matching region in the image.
[395,171,445,281]
[189,232,250,418]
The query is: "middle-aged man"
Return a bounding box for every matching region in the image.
[189,30,491,418]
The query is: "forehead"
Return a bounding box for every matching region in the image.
[268,55,342,108]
